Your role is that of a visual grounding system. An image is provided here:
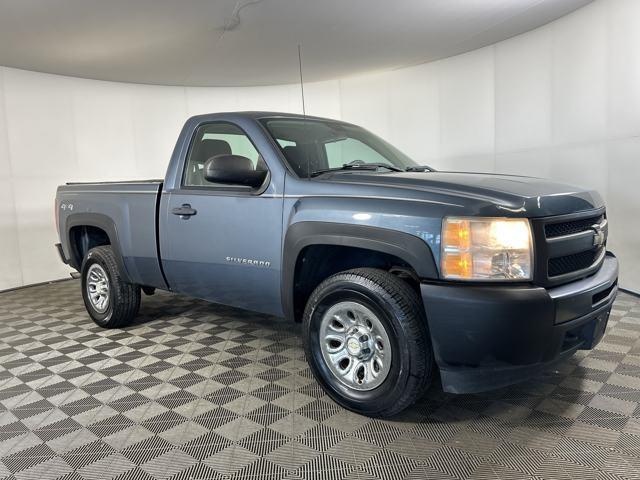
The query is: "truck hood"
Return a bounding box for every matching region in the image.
[324,171,604,217]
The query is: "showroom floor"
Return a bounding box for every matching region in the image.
[0,281,639,480]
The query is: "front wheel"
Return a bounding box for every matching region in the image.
[81,246,140,328]
[302,268,433,417]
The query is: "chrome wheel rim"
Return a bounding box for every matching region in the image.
[86,264,110,313]
[319,301,392,391]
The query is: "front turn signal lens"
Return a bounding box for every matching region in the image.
[442,251,473,279]
[442,219,471,250]
[441,217,533,281]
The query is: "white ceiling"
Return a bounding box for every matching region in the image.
[0,0,592,87]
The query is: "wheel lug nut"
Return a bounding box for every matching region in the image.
[359,335,368,342]
[362,348,371,355]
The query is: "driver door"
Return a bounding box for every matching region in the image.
[159,122,283,315]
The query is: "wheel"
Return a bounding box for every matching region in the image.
[81,246,140,328]
[302,268,433,417]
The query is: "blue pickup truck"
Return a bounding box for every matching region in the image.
[55,112,618,416]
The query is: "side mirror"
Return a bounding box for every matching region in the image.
[203,154,267,189]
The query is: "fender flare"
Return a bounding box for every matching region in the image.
[64,212,132,283]
[281,221,438,322]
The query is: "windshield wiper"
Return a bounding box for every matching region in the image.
[310,163,404,177]
[405,165,433,172]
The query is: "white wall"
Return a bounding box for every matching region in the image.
[1,0,638,292]
[0,70,340,290]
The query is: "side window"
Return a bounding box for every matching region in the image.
[324,138,391,168]
[183,123,266,187]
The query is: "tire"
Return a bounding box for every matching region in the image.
[81,246,140,328]
[302,268,433,417]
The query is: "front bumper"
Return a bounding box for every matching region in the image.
[421,253,618,394]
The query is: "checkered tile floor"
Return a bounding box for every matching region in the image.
[0,281,639,480]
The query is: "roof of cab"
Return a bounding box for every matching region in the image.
[187,111,354,125]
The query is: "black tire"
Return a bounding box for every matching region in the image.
[302,268,433,417]
[81,246,140,328]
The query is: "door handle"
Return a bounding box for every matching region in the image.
[171,204,197,218]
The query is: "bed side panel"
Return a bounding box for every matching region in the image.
[57,182,167,289]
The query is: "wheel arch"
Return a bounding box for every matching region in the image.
[282,221,438,322]
[65,213,132,283]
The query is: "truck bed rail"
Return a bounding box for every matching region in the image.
[65,179,163,185]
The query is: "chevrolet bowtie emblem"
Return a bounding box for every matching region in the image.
[591,224,605,247]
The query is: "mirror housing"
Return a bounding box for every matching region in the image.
[203,154,267,189]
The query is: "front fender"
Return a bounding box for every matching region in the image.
[281,221,438,322]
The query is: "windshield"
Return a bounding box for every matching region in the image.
[260,118,420,177]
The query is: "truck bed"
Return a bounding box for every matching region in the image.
[56,180,167,290]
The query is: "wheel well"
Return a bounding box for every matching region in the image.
[69,225,111,268]
[292,244,420,322]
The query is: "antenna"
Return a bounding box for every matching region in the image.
[297,43,311,178]
[297,44,306,116]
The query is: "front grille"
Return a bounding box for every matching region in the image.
[548,248,601,277]
[544,214,604,238]
[531,208,607,287]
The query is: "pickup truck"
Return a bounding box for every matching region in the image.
[55,111,619,417]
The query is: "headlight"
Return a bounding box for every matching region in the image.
[441,217,533,281]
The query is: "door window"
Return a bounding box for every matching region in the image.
[183,123,267,188]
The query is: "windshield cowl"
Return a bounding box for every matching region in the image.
[310,162,406,177]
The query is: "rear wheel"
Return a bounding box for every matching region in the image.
[303,268,433,417]
[81,246,140,328]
